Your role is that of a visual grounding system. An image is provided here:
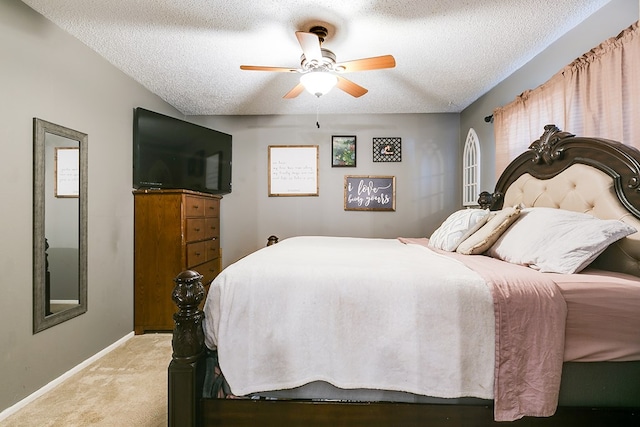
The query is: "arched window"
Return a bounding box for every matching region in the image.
[462,128,481,207]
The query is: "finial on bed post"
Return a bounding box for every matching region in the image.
[478,191,504,210]
[267,235,279,246]
[168,270,205,427]
[171,270,205,361]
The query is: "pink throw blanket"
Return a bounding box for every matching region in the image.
[400,238,567,421]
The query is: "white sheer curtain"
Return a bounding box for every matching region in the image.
[493,21,640,177]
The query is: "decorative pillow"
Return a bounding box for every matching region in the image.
[455,205,522,255]
[486,207,637,274]
[428,209,490,251]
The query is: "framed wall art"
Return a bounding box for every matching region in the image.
[373,137,401,162]
[331,135,357,167]
[54,147,80,198]
[344,175,396,211]
[268,145,319,197]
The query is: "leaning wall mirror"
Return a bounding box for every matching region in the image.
[33,118,88,333]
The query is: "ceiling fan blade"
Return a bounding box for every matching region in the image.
[240,65,298,72]
[295,31,322,62]
[336,55,396,72]
[283,83,305,99]
[336,76,368,98]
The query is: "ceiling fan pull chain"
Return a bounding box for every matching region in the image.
[316,102,320,128]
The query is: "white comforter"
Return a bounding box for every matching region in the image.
[203,236,495,399]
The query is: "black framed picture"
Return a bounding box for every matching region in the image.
[373,137,401,162]
[332,135,357,167]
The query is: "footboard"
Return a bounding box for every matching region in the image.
[168,270,207,427]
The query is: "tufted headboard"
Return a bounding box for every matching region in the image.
[481,125,640,277]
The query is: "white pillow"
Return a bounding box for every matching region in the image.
[429,208,490,251]
[486,207,637,274]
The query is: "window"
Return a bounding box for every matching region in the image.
[462,128,481,207]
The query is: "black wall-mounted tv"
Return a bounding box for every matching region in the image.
[133,108,232,195]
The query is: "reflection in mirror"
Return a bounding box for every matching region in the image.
[33,118,87,333]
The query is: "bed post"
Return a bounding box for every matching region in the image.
[168,270,206,427]
[477,191,503,210]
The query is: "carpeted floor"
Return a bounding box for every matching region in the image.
[1,333,172,427]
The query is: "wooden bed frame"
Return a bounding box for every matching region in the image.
[168,125,640,426]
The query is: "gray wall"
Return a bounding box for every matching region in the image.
[460,0,639,191]
[0,0,181,413]
[194,114,460,265]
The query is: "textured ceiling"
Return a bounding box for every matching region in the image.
[21,0,610,116]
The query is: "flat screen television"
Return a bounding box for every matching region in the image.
[133,107,232,195]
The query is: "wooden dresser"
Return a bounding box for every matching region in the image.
[134,189,221,334]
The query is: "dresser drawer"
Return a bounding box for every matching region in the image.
[197,258,221,285]
[186,218,205,242]
[204,217,220,239]
[187,241,207,268]
[205,198,219,217]
[185,196,206,217]
[204,239,219,260]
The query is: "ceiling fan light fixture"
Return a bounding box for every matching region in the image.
[300,71,338,97]
[241,26,394,99]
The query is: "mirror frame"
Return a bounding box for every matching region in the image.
[33,118,88,333]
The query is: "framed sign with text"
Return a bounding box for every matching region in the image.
[344,175,395,211]
[268,145,319,196]
[54,147,80,198]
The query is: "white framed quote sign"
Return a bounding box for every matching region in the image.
[268,145,319,197]
[55,147,80,198]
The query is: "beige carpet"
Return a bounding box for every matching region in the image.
[1,333,172,427]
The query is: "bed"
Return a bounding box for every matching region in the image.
[168,125,640,426]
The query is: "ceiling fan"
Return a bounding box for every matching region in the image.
[240,26,396,99]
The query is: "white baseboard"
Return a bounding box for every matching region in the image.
[0,332,135,422]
